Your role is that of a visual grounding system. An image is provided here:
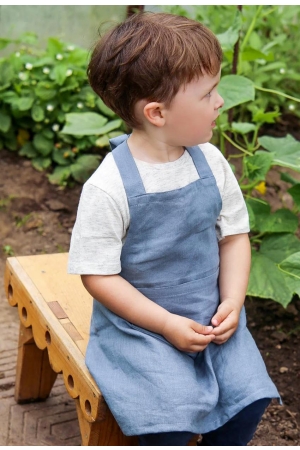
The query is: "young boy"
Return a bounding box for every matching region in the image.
[68,12,280,446]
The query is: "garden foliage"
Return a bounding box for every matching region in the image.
[1,6,300,307]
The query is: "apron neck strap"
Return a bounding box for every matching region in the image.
[111,135,146,197]
[186,146,214,179]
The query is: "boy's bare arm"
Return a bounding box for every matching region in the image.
[211,233,251,344]
[81,274,215,352]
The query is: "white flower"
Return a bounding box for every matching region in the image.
[18,72,27,81]
[46,104,54,112]
[52,124,60,132]
[66,69,73,77]
[77,102,84,109]
[25,63,33,70]
[43,67,50,74]
[288,104,295,111]
[279,68,285,74]
[15,52,21,57]
[56,53,63,60]
[67,45,75,51]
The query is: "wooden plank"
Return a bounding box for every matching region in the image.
[48,301,68,319]
[15,253,92,350]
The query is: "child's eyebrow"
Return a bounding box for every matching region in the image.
[207,80,220,92]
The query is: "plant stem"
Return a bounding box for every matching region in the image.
[254,85,300,103]
[240,5,264,52]
[222,132,253,155]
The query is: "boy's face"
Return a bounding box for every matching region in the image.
[164,70,224,147]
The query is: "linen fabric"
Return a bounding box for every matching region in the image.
[82,135,280,436]
[68,140,249,275]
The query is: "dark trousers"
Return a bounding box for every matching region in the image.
[138,398,271,446]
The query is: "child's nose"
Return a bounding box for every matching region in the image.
[216,93,224,110]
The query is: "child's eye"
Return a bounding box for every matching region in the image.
[206,91,212,98]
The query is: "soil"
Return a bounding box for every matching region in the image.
[0,141,300,446]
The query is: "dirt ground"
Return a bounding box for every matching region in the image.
[0,146,300,446]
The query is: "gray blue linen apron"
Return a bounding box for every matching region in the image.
[86,135,280,436]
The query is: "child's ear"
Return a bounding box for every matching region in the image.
[143,102,166,127]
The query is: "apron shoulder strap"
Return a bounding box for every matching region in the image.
[110,135,146,198]
[186,146,214,179]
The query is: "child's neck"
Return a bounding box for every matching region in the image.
[127,131,184,164]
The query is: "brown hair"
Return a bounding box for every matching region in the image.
[88,12,222,129]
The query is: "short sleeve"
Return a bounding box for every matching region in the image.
[68,183,124,275]
[216,160,250,240]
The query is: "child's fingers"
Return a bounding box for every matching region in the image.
[192,321,214,335]
[211,303,233,327]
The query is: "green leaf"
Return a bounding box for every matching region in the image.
[52,147,71,165]
[244,151,273,182]
[31,105,45,122]
[95,135,110,148]
[0,110,11,133]
[96,98,116,118]
[259,134,300,173]
[33,134,54,156]
[260,209,298,234]
[48,166,71,185]
[231,122,256,134]
[50,64,68,86]
[14,97,34,111]
[35,81,57,100]
[278,252,300,280]
[260,233,300,263]
[247,250,293,307]
[66,48,88,66]
[70,154,100,183]
[31,157,52,171]
[216,10,241,51]
[96,119,123,135]
[288,184,300,209]
[19,142,38,158]
[218,75,255,112]
[245,198,270,232]
[61,112,108,136]
[41,128,54,139]
[252,109,280,124]
[241,47,273,62]
[47,37,64,57]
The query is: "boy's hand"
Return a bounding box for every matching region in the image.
[161,313,215,352]
[210,299,241,344]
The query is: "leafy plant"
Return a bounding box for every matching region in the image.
[0,33,126,185]
[161,5,300,308]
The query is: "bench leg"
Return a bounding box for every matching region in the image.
[15,322,57,403]
[75,399,138,446]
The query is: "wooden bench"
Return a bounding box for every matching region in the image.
[4,253,198,446]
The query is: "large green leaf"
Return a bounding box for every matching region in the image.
[19,142,38,158]
[0,60,14,86]
[96,98,116,118]
[248,251,292,306]
[259,134,300,173]
[246,198,298,234]
[47,37,64,57]
[31,105,45,122]
[231,122,256,135]
[218,75,255,112]
[50,64,68,86]
[248,234,300,306]
[278,252,300,280]
[61,112,108,136]
[96,119,123,135]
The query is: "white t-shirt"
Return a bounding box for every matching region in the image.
[68,142,250,275]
